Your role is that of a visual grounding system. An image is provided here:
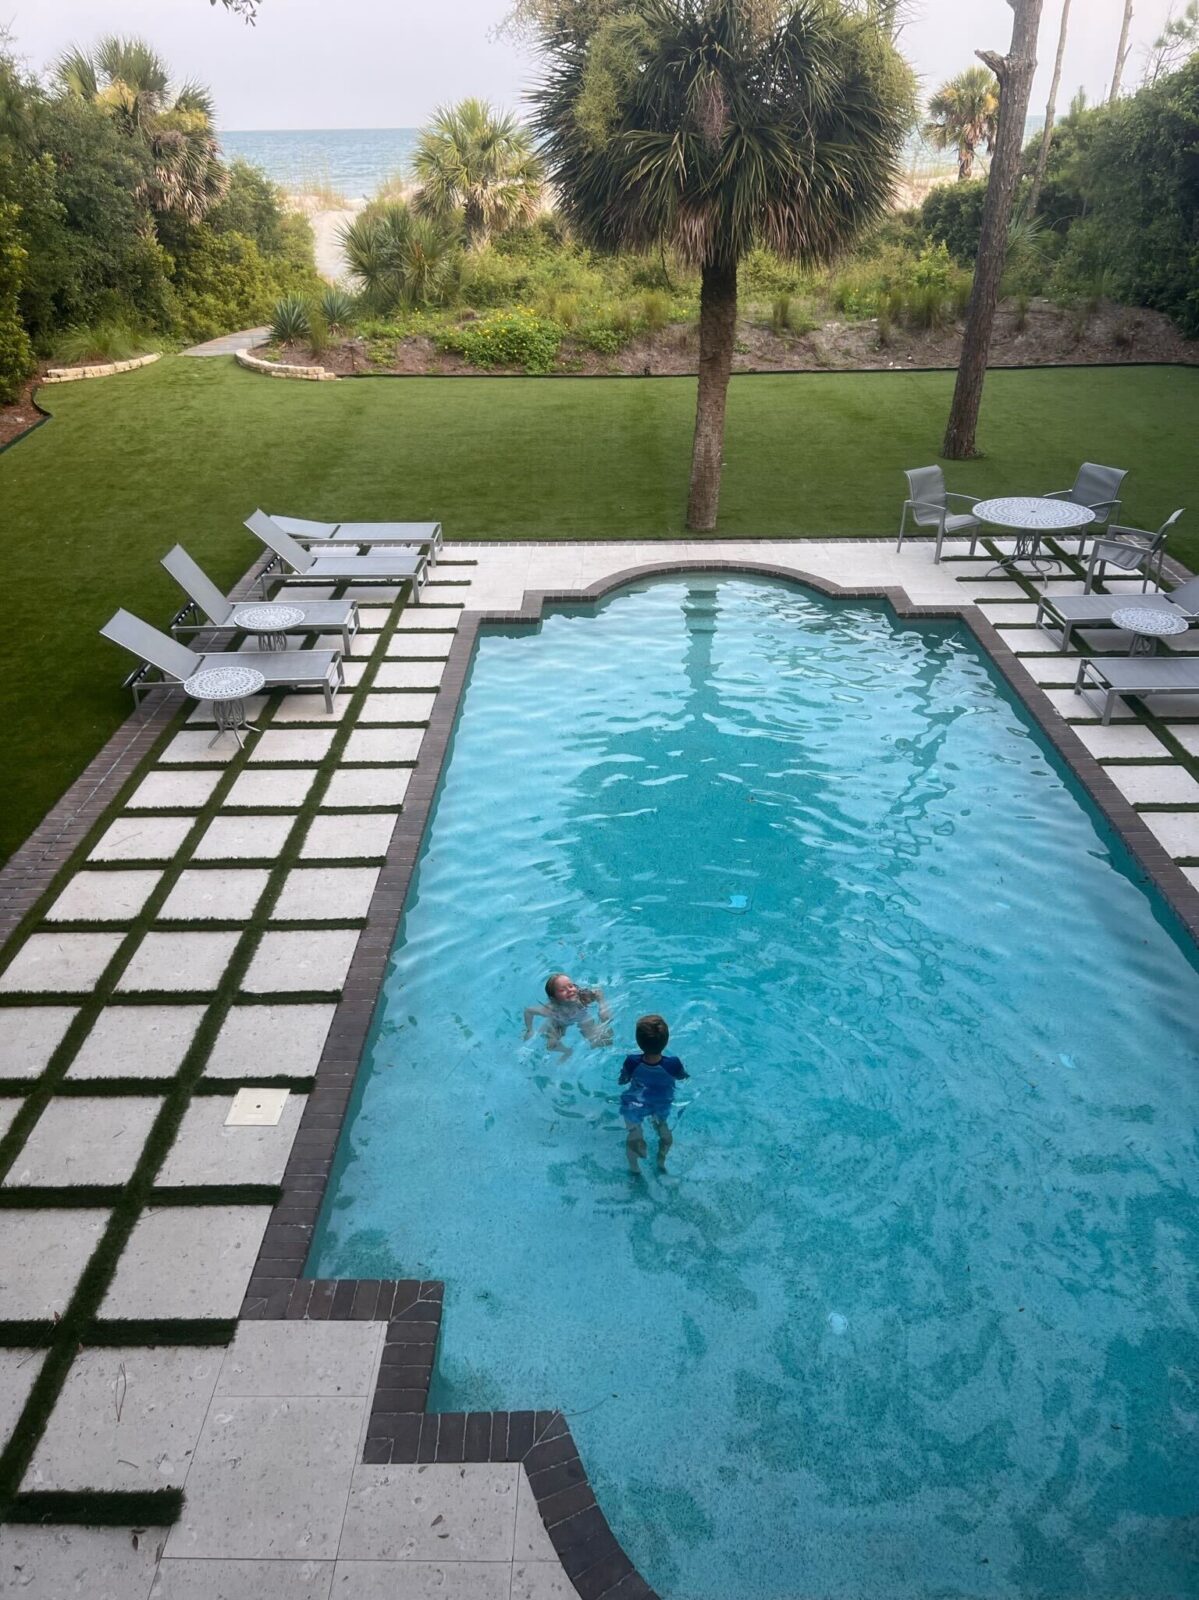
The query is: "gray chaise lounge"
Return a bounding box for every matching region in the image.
[269,513,443,554]
[162,545,360,655]
[1036,574,1199,652]
[1074,654,1199,724]
[245,511,431,598]
[101,609,343,710]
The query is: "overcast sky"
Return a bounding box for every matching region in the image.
[6,0,1185,130]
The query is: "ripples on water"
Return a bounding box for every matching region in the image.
[311,578,1199,1600]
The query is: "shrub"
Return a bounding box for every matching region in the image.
[641,290,670,330]
[306,307,330,357]
[919,178,988,263]
[580,325,622,354]
[271,294,311,343]
[54,319,146,363]
[0,201,35,402]
[771,293,791,333]
[435,307,562,372]
[1012,290,1030,331]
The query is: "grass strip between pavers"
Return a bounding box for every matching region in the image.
[0,572,429,1518]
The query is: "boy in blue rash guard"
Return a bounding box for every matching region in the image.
[619,1013,688,1173]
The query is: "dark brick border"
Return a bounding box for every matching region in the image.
[237,556,1199,1600]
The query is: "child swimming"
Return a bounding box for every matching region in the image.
[619,1013,688,1173]
[523,973,613,1057]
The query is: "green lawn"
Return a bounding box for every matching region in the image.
[2,356,1196,864]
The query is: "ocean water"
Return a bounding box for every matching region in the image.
[219,127,419,195]
[309,576,1199,1600]
[219,120,1046,197]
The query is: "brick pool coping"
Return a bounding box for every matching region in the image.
[236,557,1199,1600]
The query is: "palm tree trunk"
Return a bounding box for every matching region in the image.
[464,197,486,250]
[1029,0,1071,216]
[1110,0,1133,101]
[958,144,974,181]
[942,0,1045,460]
[687,256,738,532]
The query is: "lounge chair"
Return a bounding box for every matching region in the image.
[1043,463,1127,553]
[162,545,360,656]
[1074,653,1199,724]
[245,510,430,598]
[1084,510,1182,594]
[101,608,343,711]
[1035,573,1199,652]
[269,513,443,554]
[896,466,981,563]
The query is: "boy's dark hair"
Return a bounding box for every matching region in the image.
[545,973,566,999]
[635,1013,669,1053]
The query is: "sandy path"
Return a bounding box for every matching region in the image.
[291,197,365,283]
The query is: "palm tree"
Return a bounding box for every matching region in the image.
[534,0,911,532]
[412,100,543,250]
[55,36,227,223]
[338,204,458,312]
[924,65,1000,181]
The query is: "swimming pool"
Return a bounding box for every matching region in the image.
[310,576,1199,1600]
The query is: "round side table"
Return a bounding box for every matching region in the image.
[183,664,266,747]
[232,603,305,652]
[1111,606,1189,656]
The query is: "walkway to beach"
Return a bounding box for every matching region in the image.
[182,328,270,357]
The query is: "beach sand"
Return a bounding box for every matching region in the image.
[287,194,365,282]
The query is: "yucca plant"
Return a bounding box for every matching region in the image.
[319,286,357,334]
[270,294,310,344]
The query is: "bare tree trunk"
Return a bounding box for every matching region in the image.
[687,257,738,532]
[942,0,1044,460]
[958,144,974,181]
[1110,0,1133,101]
[1029,0,1071,215]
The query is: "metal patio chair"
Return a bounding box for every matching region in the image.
[1043,463,1127,553]
[897,467,981,564]
[269,513,444,554]
[1084,509,1183,594]
[1075,652,1199,724]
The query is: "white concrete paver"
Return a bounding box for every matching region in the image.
[0,1524,160,1600]
[0,932,123,993]
[68,1006,206,1081]
[150,1561,334,1600]
[271,695,351,725]
[4,1097,159,1187]
[160,731,240,764]
[225,770,318,809]
[0,1007,77,1078]
[0,1348,45,1450]
[157,1094,306,1186]
[1140,811,1199,858]
[24,1345,224,1491]
[321,769,411,809]
[127,771,223,810]
[45,869,162,923]
[192,815,296,862]
[356,693,436,723]
[342,728,425,764]
[165,1395,365,1560]
[243,930,360,993]
[1104,764,1199,806]
[338,1463,519,1561]
[159,868,271,922]
[301,814,397,861]
[100,1206,271,1320]
[1072,723,1170,760]
[273,867,380,922]
[117,931,240,993]
[204,1003,336,1080]
[331,1564,510,1599]
[89,816,195,863]
[249,729,337,765]
[374,662,445,689]
[0,1209,111,1319]
[216,1321,382,1398]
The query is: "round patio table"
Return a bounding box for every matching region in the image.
[974,496,1095,577]
[232,603,304,652]
[183,664,266,748]
[1111,605,1189,656]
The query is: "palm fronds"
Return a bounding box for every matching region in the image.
[412,99,544,248]
[338,204,458,312]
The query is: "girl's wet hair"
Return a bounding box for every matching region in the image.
[545,972,569,999]
[636,1013,669,1052]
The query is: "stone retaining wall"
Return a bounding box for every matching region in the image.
[42,351,161,383]
[235,349,337,381]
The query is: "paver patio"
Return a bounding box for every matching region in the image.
[1,534,1197,1598]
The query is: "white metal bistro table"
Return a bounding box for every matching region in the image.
[974,496,1095,577]
[231,603,305,652]
[183,664,266,747]
[1111,605,1190,656]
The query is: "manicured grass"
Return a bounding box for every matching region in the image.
[1,357,1195,864]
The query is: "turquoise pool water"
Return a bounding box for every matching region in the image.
[310,577,1199,1600]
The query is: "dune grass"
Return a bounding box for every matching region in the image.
[0,356,1195,864]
